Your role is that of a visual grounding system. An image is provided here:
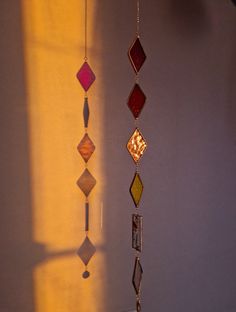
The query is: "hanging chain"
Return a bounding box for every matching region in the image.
[136,0,140,37]
[84,0,88,61]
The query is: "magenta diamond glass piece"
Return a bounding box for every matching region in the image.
[128,37,146,73]
[76,62,96,91]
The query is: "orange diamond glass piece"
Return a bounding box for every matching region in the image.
[130,173,144,207]
[127,128,147,163]
[77,133,95,163]
[77,169,96,197]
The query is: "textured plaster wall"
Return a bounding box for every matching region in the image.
[0,1,236,312]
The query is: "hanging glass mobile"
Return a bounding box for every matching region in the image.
[76,0,96,279]
[127,0,147,311]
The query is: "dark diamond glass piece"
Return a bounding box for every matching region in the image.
[132,257,143,295]
[128,84,146,119]
[128,37,146,73]
[77,236,96,266]
[77,169,96,197]
[83,97,90,128]
[132,214,143,252]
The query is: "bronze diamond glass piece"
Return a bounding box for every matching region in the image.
[130,173,144,207]
[77,168,96,197]
[77,133,95,163]
[128,37,146,73]
[132,257,143,295]
[77,236,96,266]
[127,128,147,163]
[132,214,143,252]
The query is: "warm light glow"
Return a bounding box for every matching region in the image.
[21,0,105,311]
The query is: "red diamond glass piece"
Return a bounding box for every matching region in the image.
[128,37,146,73]
[76,62,96,91]
[128,84,146,119]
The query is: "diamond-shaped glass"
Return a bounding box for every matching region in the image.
[127,128,147,163]
[77,168,96,197]
[77,133,95,163]
[77,236,96,266]
[132,257,143,295]
[128,37,146,73]
[76,62,96,91]
[128,84,146,119]
[130,173,143,207]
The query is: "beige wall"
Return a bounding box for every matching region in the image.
[0,1,236,311]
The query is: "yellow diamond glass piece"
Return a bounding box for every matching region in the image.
[130,173,143,207]
[127,128,147,163]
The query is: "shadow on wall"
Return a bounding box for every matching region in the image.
[0,1,35,311]
[168,0,210,36]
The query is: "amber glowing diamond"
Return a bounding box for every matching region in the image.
[77,133,95,163]
[130,173,143,207]
[76,62,96,91]
[77,236,96,266]
[132,257,143,295]
[127,128,147,163]
[77,169,96,197]
[128,84,146,119]
[128,37,146,73]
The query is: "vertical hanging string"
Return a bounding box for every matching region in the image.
[136,0,140,37]
[84,0,88,61]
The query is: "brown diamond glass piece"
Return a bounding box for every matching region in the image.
[128,84,146,119]
[127,128,147,163]
[77,133,95,163]
[132,214,143,252]
[130,172,144,207]
[77,236,96,266]
[128,37,146,73]
[77,168,96,197]
[132,257,143,295]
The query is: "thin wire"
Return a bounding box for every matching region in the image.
[84,0,88,61]
[136,0,140,37]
